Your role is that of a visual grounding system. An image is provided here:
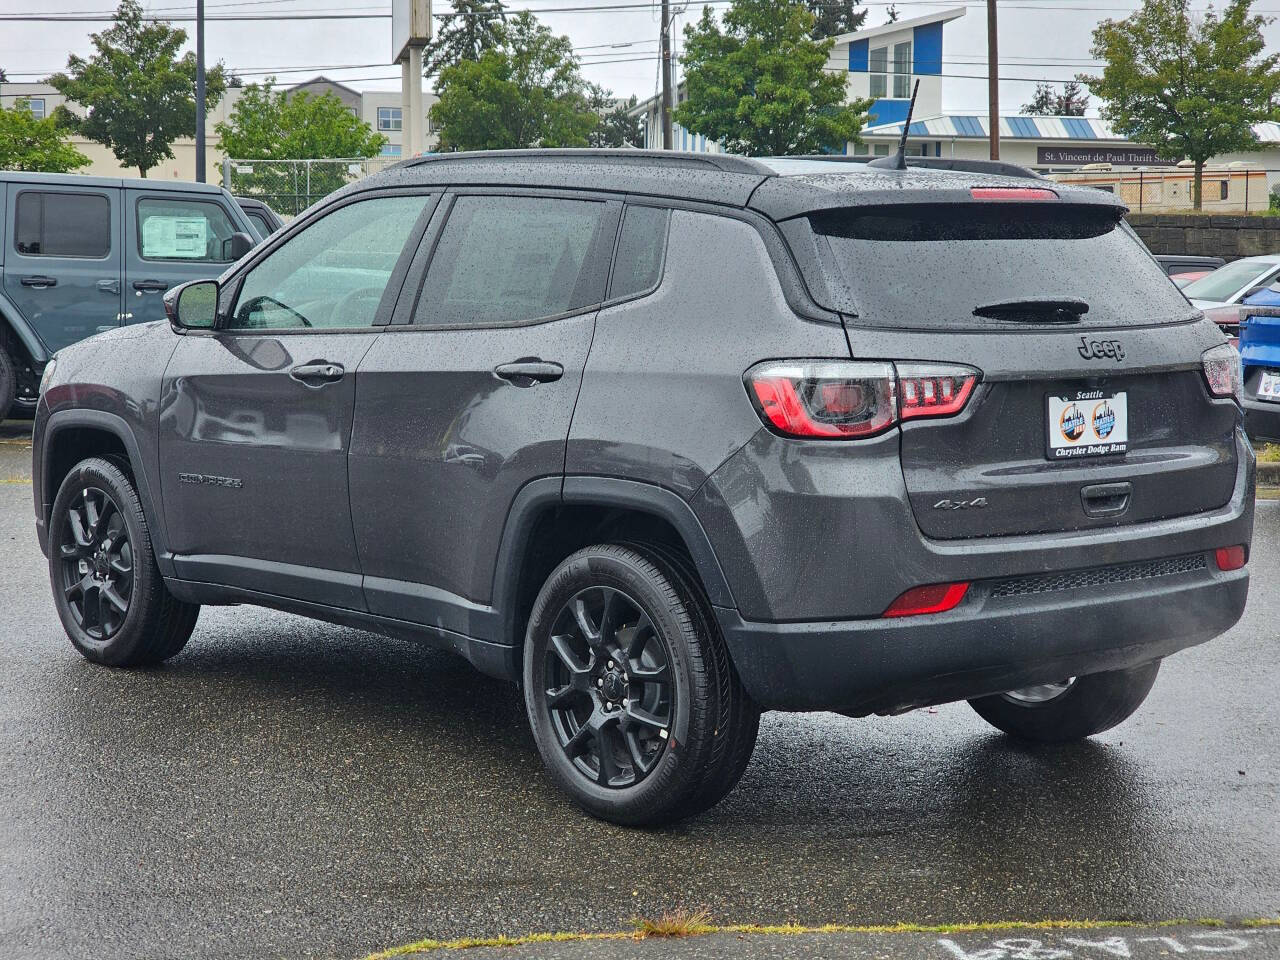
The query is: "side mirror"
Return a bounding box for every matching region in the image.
[222,231,255,262]
[164,279,220,330]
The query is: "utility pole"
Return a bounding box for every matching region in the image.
[986,0,999,160]
[195,0,206,181]
[660,0,673,150]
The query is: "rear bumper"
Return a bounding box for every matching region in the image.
[717,558,1249,714]
[1243,396,1280,443]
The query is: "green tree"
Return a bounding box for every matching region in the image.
[430,12,599,151]
[0,99,90,172]
[48,0,226,177]
[1081,0,1280,209]
[1020,80,1089,116]
[675,0,869,156]
[807,0,866,38]
[423,0,507,78]
[215,79,387,212]
[589,93,643,148]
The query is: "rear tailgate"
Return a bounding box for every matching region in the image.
[777,188,1239,539]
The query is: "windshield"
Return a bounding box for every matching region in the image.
[1181,259,1277,303]
[807,203,1196,329]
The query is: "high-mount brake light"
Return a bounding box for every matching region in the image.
[745,361,981,440]
[882,582,971,618]
[969,187,1058,201]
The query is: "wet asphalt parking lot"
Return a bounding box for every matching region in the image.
[0,420,1277,960]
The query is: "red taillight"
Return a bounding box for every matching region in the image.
[745,361,980,440]
[883,582,970,618]
[1215,545,1247,571]
[897,363,979,420]
[748,361,896,438]
[969,187,1058,201]
[1201,343,1242,403]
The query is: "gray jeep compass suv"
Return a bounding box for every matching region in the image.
[32,150,1254,826]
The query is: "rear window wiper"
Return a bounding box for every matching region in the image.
[972,297,1089,323]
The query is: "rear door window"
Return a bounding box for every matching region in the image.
[14,191,111,258]
[808,204,1196,329]
[137,197,239,263]
[413,195,610,327]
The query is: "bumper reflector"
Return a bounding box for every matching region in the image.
[1214,545,1247,571]
[882,582,970,618]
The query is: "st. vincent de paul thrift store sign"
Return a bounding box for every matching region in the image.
[1037,146,1168,165]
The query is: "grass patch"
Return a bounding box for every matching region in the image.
[364,916,1280,958]
[0,474,30,484]
[634,908,714,938]
[1258,443,1280,464]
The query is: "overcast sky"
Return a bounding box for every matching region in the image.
[6,0,1280,117]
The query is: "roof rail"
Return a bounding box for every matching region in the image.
[402,148,775,177]
[771,154,1044,180]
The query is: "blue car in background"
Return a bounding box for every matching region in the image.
[1237,285,1280,441]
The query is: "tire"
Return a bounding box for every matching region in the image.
[523,543,757,826]
[968,660,1161,743]
[614,539,760,819]
[0,349,15,422]
[48,457,199,667]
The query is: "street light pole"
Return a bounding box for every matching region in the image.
[195,0,206,182]
[660,0,673,150]
[986,0,999,160]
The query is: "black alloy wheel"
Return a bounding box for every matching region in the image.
[542,585,675,789]
[57,485,134,641]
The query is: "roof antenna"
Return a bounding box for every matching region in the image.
[868,79,920,170]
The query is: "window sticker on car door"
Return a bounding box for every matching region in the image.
[1047,390,1128,459]
[142,215,208,259]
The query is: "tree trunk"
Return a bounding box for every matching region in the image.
[139,167,148,178]
[1193,159,1203,211]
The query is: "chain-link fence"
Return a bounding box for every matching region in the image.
[1044,167,1277,214]
[220,157,403,218]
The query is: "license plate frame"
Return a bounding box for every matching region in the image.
[1258,369,1280,402]
[1046,389,1129,460]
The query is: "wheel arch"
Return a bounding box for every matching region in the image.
[491,476,736,657]
[0,292,49,367]
[39,409,173,575]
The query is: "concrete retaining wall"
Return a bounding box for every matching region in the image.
[1127,213,1280,260]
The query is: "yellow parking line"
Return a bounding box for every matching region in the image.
[364,917,1280,959]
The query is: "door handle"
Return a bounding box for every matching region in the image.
[97,279,120,295]
[133,279,169,293]
[1080,481,1131,518]
[494,360,564,386]
[20,275,57,288]
[289,361,345,386]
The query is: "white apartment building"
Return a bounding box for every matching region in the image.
[0,76,439,181]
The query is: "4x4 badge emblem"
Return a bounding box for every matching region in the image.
[1078,337,1126,362]
[933,497,988,510]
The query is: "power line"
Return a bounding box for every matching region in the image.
[3,0,1270,20]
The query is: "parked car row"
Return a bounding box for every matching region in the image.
[0,171,283,421]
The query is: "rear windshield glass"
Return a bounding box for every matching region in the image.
[1180,259,1276,303]
[809,204,1196,329]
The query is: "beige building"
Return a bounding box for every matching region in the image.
[0,76,440,182]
